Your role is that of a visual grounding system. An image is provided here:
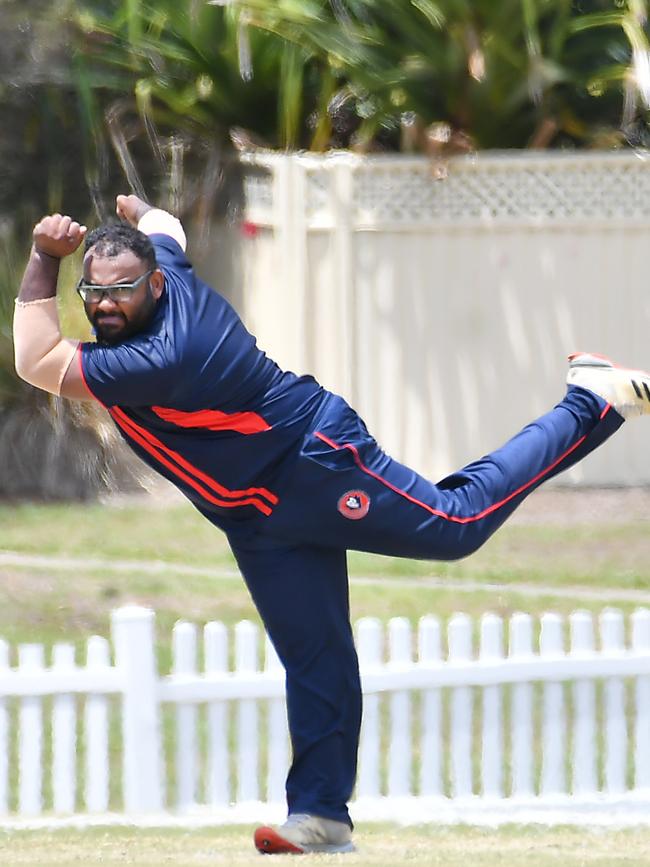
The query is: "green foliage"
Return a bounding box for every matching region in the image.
[73,0,332,153]
[0,0,103,219]
[0,1,149,501]
[3,498,650,591]
[3,0,650,198]
[0,220,143,501]
[227,0,650,150]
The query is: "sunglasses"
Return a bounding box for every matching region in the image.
[76,269,154,303]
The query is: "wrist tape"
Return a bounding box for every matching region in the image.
[138,209,187,250]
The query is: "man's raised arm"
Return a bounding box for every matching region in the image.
[14,196,187,402]
[13,215,88,398]
[116,194,187,250]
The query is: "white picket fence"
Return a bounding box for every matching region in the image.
[2,605,650,824]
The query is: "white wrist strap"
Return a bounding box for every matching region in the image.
[138,209,187,251]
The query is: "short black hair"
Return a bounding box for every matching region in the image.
[84,223,157,269]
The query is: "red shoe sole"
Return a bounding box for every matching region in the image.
[569,352,650,379]
[254,825,304,855]
[568,351,614,365]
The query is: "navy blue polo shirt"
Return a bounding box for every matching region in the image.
[80,233,324,527]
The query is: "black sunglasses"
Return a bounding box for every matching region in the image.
[76,269,154,303]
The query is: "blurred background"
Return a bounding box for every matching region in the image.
[3,0,650,501]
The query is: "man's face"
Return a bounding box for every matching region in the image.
[81,249,165,345]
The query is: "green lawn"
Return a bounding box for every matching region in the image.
[1,824,650,866]
[2,499,650,653]
[2,497,650,861]
[4,499,650,588]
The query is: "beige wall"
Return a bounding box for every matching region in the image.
[232,152,650,487]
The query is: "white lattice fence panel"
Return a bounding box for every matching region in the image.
[244,151,650,227]
[353,156,650,225]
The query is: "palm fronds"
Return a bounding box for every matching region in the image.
[223,0,650,150]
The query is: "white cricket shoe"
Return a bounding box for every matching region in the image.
[567,352,650,418]
[254,813,355,854]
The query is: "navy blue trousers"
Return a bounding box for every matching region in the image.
[228,386,622,826]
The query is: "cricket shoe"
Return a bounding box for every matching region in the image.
[567,352,650,419]
[254,813,355,854]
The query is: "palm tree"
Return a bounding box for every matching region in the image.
[73,0,332,161]
[0,0,145,499]
[67,0,650,165]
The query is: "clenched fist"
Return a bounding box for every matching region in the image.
[116,194,152,227]
[33,214,87,259]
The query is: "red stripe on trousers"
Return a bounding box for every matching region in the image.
[315,404,611,525]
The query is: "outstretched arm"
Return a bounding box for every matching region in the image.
[13,215,90,399]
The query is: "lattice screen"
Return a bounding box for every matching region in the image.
[243,151,650,226]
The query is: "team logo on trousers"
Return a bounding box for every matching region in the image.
[338,490,371,520]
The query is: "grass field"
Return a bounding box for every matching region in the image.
[2,490,650,864]
[2,492,650,655]
[2,823,650,866]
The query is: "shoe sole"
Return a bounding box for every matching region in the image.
[254,826,303,854]
[569,351,650,379]
[254,825,355,855]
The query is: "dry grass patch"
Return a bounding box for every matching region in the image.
[2,824,650,866]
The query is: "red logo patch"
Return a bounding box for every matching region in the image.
[338,490,371,520]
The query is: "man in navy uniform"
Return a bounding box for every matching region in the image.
[14,195,650,854]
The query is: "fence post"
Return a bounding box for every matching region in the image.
[388,617,412,797]
[52,643,77,813]
[448,614,473,798]
[332,159,356,404]
[173,621,198,810]
[570,610,597,795]
[540,613,566,796]
[236,620,259,803]
[509,613,534,798]
[111,606,163,813]
[205,621,229,807]
[600,608,626,795]
[18,644,44,815]
[632,608,650,789]
[480,613,504,798]
[418,615,442,797]
[265,635,289,804]
[356,617,383,799]
[0,639,8,815]
[84,636,110,813]
[273,156,309,374]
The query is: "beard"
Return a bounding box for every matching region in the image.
[91,288,158,345]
